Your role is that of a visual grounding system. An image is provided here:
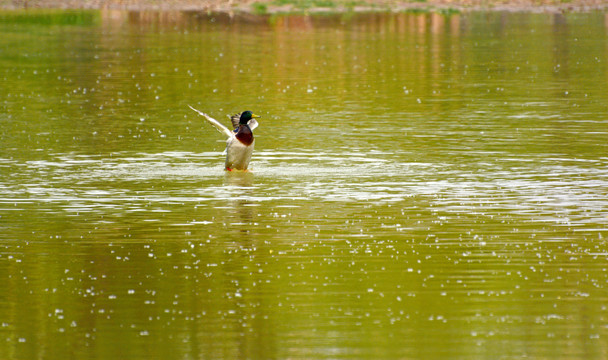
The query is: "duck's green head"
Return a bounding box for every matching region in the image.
[240,111,260,125]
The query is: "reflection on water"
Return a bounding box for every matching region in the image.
[1,9,608,360]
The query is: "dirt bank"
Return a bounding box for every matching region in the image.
[1,0,607,13]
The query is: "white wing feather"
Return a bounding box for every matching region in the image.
[188,105,233,138]
[247,119,259,131]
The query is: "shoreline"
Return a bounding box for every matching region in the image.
[1,0,608,14]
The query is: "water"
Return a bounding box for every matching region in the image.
[1,9,608,359]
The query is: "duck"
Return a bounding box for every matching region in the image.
[189,106,261,171]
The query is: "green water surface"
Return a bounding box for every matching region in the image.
[1,9,608,359]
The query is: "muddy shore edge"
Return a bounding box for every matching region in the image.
[2,0,608,14]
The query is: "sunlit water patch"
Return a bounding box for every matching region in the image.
[2,149,607,229]
[1,9,608,360]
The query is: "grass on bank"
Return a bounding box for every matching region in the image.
[252,0,377,14]
[250,0,465,15]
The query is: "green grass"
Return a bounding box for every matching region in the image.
[437,7,461,15]
[0,9,99,26]
[272,0,338,9]
[251,2,268,14]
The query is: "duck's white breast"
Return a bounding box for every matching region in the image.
[225,138,254,170]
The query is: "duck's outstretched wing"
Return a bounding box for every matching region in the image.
[229,113,241,130]
[189,105,233,138]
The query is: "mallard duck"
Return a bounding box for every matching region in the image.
[189,106,261,171]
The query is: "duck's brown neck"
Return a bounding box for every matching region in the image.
[235,125,254,146]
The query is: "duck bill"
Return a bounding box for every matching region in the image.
[252,114,261,119]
